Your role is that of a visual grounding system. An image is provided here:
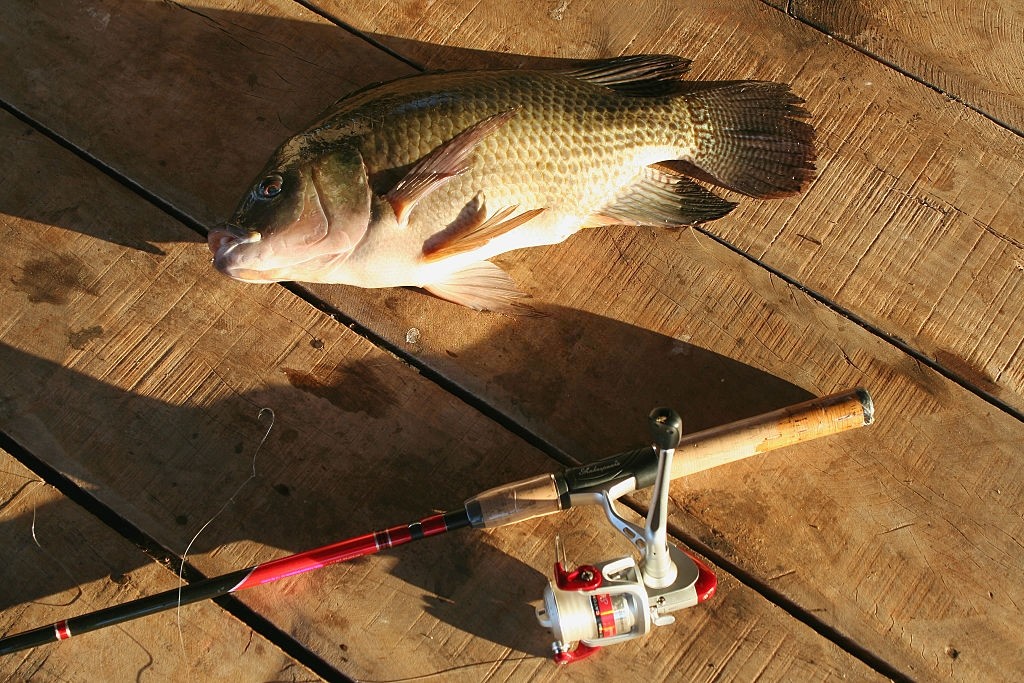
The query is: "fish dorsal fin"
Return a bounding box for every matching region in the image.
[385,109,518,225]
[562,54,693,97]
[423,261,538,315]
[422,200,546,262]
[597,164,736,227]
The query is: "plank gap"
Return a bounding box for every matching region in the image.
[757,0,1024,138]
[280,281,582,465]
[3,62,1020,674]
[291,0,428,72]
[689,223,1024,423]
[3,81,1020,438]
[0,429,352,682]
[651,508,915,683]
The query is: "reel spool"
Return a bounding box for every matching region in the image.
[535,408,717,663]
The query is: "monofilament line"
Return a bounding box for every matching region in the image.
[176,408,275,658]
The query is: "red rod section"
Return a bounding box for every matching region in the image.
[238,512,461,589]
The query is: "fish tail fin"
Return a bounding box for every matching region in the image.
[672,81,816,198]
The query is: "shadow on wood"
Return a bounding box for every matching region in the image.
[0,0,811,660]
[0,304,809,652]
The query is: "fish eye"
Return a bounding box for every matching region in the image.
[256,174,284,199]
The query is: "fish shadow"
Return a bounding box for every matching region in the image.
[0,299,809,656]
[2,0,813,664]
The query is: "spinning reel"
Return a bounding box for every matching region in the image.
[534,408,716,663]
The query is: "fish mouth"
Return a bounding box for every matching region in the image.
[208,227,237,264]
[208,224,270,279]
[207,222,346,283]
[207,226,239,259]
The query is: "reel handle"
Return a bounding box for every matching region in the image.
[649,407,682,451]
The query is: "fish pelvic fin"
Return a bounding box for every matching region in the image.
[562,55,693,97]
[596,165,737,227]
[674,81,816,198]
[423,262,539,316]
[385,109,518,225]
[422,203,546,262]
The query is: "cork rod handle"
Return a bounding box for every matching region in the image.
[671,388,874,479]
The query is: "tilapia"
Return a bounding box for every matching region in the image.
[209,55,814,313]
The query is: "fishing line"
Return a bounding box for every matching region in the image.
[32,493,156,673]
[175,408,275,656]
[28,484,84,608]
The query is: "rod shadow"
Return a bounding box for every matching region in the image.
[0,304,809,655]
[1,0,813,663]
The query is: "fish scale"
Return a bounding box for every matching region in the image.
[210,55,815,313]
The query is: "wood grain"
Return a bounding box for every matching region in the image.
[780,0,1024,134]
[0,448,316,682]
[0,110,882,678]
[318,0,1024,415]
[2,0,1022,679]
[286,1,1024,677]
[7,0,1021,415]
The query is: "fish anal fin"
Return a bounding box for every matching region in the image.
[386,109,518,224]
[423,262,540,316]
[597,165,736,228]
[562,55,692,97]
[656,160,727,193]
[423,204,546,262]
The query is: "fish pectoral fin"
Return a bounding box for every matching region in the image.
[385,109,519,225]
[422,205,546,262]
[561,54,692,97]
[596,165,736,227]
[423,262,539,316]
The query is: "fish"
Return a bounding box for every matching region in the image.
[209,55,814,314]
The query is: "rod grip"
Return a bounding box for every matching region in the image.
[671,388,873,479]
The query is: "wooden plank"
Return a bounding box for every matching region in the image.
[2,0,1021,679]
[7,0,1023,415]
[0,447,318,682]
[771,0,1024,134]
[318,0,1024,414]
[304,3,1024,677]
[4,0,1020,415]
[306,219,1024,681]
[0,112,883,679]
[0,0,412,227]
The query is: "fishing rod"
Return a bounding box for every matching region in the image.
[0,388,873,659]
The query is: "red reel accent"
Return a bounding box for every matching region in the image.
[554,642,601,664]
[685,550,718,603]
[593,593,619,637]
[553,562,602,591]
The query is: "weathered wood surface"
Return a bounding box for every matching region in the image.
[0,112,883,680]
[7,0,1022,414]
[775,0,1024,134]
[0,448,317,682]
[1,0,1022,680]
[324,0,1024,415]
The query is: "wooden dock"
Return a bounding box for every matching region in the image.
[1,1,1021,680]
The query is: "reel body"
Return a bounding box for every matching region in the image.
[534,408,718,662]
